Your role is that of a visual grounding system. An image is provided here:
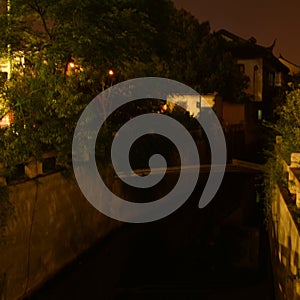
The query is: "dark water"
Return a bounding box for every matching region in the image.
[27,173,274,300]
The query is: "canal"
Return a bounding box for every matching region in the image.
[26,172,274,299]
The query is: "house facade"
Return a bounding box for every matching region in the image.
[278,54,300,87]
[218,29,290,122]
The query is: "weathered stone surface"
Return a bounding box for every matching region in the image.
[291,153,300,168]
[24,159,43,179]
[0,172,121,300]
[269,185,300,300]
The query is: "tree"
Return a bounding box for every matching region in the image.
[0,0,156,169]
[196,33,250,102]
[146,6,249,101]
[168,9,210,89]
[273,89,300,162]
[0,0,250,173]
[263,89,300,220]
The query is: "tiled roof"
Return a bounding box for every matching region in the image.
[217,29,289,73]
[279,54,300,76]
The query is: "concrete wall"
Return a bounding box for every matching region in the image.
[0,172,121,300]
[269,184,300,300]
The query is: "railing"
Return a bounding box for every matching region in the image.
[0,151,58,186]
[116,160,262,179]
[268,138,300,299]
[231,159,263,171]
[0,151,265,188]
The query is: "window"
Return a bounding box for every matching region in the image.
[275,72,282,87]
[268,72,275,86]
[238,64,245,73]
[257,109,262,121]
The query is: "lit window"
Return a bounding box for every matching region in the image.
[258,109,262,121]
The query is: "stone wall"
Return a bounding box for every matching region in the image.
[0,171,121,300]
[269,184,300,300]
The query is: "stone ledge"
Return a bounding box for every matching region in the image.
[0,151,58,183]
[287,154,300,208]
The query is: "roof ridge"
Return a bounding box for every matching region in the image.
[279,54,300,69]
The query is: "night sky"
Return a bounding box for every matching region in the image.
[173,0,300,65]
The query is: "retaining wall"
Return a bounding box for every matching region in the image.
[269,183,300,299]
[0,170,121,300]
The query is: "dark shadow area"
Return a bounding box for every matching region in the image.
[26,173,274,300]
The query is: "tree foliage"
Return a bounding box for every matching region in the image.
[196,33,249,101]
[263,89,300,219]
[0,0,154,169]
[274,89,300,162]
[0,0,249,170]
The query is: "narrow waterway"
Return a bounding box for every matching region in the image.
[27,172,274,300]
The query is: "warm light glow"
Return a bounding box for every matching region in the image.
[69,62,75,68]
[108,69,114,76]
[0,112,13,128]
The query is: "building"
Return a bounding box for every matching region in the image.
[218,29,290,122]
[278,54,300,87]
